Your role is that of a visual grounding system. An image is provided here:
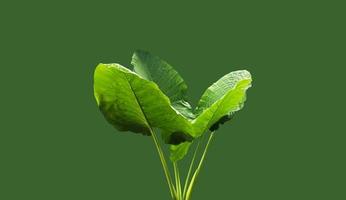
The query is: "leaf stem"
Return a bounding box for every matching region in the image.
[182,140,201,199]
[173,162,182,200]
[185,132,215,200]
[150,128,176,199]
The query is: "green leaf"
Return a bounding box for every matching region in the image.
[192,70,252,136]
[94,63,193,137]
[131,50,196,161]
[132,50,187,102]
[169,142,192,162]
[172,101,195,120]
[131,50,195,119]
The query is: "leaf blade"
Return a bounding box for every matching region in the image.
[94,63,193,137]
[132,50,188,103]
[132,50,195,120]
[170,142,192,162]
[193,70,252,136]
[131,50,196,161]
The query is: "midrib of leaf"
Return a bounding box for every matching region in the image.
[122,72,176,198]
[122,71,149,129]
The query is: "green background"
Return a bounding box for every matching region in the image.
[1,1,345,199]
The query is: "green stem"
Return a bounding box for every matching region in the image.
[173,162,182,200]
[182,140,201,199]
[150,128,176,199]
[185,132,215,200]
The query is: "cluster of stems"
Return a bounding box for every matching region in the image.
[150,128,215,200]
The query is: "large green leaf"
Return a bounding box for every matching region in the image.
[192,70,252,136]
[94,63,193,137]
[132,50,187,102]
[131,50,195,120]
[131,50,195,161]
[168,70,252,161]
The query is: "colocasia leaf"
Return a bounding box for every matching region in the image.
[192,70,252,136]
[131,50,196,161]
[94,63,193,137]
[131,50,195,120]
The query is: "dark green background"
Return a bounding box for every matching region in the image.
[1,1,345,199]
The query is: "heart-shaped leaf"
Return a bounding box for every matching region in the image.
[192,70,252,136]
[131,50,196,162]
[94,63,193,137]
[170,70,252,161]
[131,50,195,120]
